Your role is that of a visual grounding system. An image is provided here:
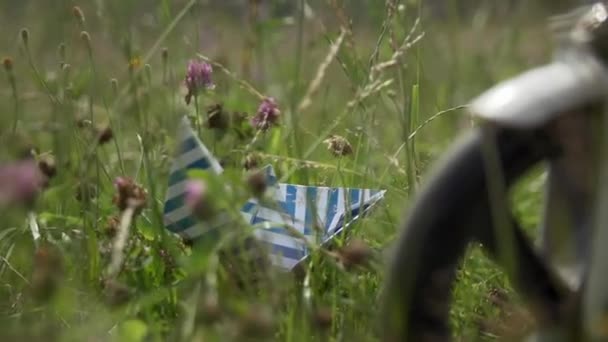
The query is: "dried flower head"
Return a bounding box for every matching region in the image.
[112,176,148,214]
[246,169,267,197]
[205,103,229,130]
[104,215,120,239]
[338,238,372,268]
[243,153,260,170]
[323,135,353,157]
[80,31,90,43]
[0,159,46,208]
[20,28,29,45]
[3,57,13,71]
[72,6,85,22]
[251,97,280,131]
[184,180,216,220]
[38,155,57,180]
[96,125,114,145]
[184,60,214,104]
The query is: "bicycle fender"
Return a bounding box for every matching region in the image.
[469,52,608,129]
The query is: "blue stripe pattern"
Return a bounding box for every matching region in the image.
[163,117,223,236]
[164,117,386,270]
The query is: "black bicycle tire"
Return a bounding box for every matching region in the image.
[380,126,570,341]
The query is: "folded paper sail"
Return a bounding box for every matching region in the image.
[163,116,386,270]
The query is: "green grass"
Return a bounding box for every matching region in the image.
[0,1,557,341]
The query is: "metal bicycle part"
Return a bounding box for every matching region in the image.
[380,3,608,341]
[380,126,576,341]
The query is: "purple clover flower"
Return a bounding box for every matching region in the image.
[251,97,280,131]
[184,60,214,105]
[0,159,45,207]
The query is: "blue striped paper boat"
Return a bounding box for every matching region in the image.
[163,116,386,270]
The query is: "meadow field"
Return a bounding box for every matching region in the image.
[0,0,575,340]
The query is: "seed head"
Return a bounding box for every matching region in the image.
[20,28,29,45]
[205,103,229,130]
[58,43,66,62]
[110,78,118,94]
[251,97,280,131]
[338,238,372,268]
[323,134,353,157]
[246,169,267,198]
[112,176,148,214]
[96,125,114,145]
[243,153,260,170]
[80,31,91,44]
[38,155,57,180]
[72,6,85,23]
[161,47,168,62]
[3,57,13,71]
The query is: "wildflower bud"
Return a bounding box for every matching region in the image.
[57,43,66,62]
[243,153,260,170]
[112,176,147,214]
[80,31,91,44]
[38,155,57,180]
[3,57,13,71]
[246,169,267,198]
[96,125,114,145]
[338,238,372,268]
[104,215,120,238]
[184,180,215,220]
[72,6,85,23]
[20,28,29,46]
[161,47,168,62]
[62,63,71,77]
[144,63,152,83]
[205,103,229,130]
[110,78,118,95]
[323,134,353,157]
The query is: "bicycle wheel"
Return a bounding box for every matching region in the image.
[380,125,573,341]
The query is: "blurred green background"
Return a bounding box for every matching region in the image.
[0,0,585,341]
